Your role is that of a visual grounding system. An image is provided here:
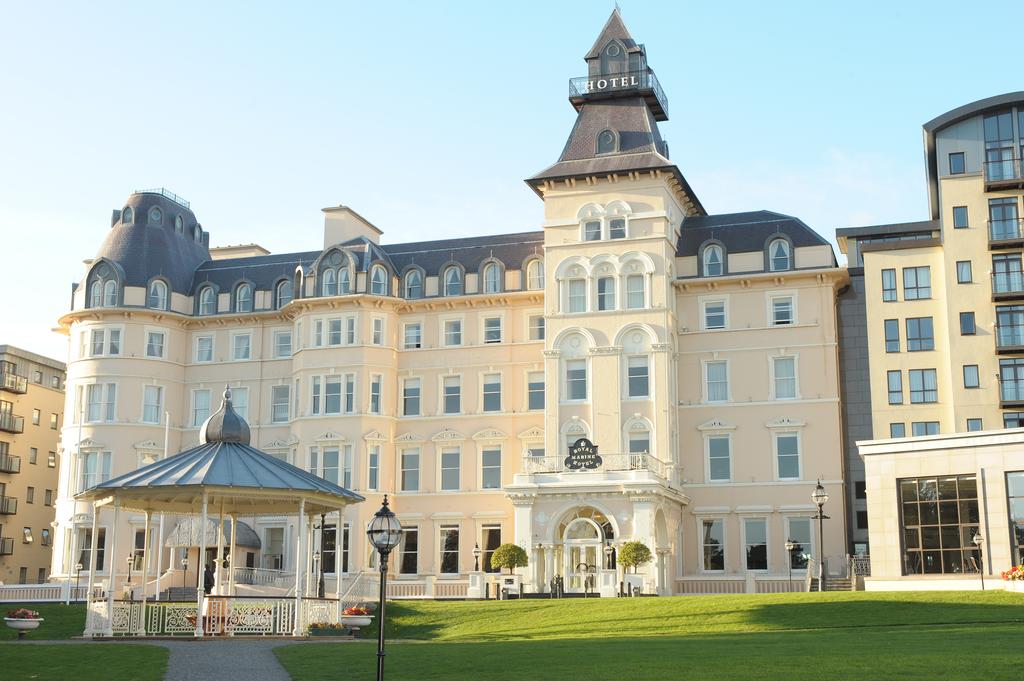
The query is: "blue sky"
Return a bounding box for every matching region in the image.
[1,0,1020,359]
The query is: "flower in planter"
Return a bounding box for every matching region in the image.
[309,622,345,630]
[343,606,370,616]
[1000,565,1024,581]
[5,608,41,620]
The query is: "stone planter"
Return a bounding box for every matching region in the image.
[1005,581,1024,593]
[341,614,373,633]
[4,617,43,640]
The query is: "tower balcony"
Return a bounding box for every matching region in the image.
[1000,378,1024,408]
[988,218,1024,249]
[0,412,24,434]
[569,68,668,121]
[996,321,1024,353]
[985,158,1024,191]
[993,271,1024,301]
[0,370,27,395]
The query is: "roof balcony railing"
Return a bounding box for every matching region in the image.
[0,453,20,474]
[133,187,190,209]
[0,371,28,395]
[0,496,17,515]
[988,218,1024,247]
[0,537,12,555]
[984,157,1023,183]
[0,412,24,434]
[522,451,668,479]
[568,68,668,120]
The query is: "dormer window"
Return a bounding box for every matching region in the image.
[769,238,791,272]
[103,280,118,307]
[322,269,337,296]
[148,281,168,310]
[703,245,724,277]
[526,259,544,290]
[275,279,293,309]
[483,262,501,293]
[235,283,253,313]
[404,270,423,299]
[148,206,163,226]
[443,267,463,296]
[596,129,617,155]
[339,267,351,294]
[122,207,133,225]
[370,265,387,295]
[198,286,216,316]
[193,226,202,244]
[174,215,183,233]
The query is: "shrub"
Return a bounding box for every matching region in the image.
[618,541,652,573]
[490,543,529,574]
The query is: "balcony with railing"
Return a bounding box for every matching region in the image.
[996,321,1024,353]
[0,537,12,555]
[0,453,20,474]
[1000,377,1024,408]
[993,271,1024,300]
[989,218,1024,249]
[985,158,1024,191]
[0,371,27,395]
[0,412,23,434]
[521,451,670,481]
[569,68,668,121]
[133,187,190,209]
[0,496,17,515]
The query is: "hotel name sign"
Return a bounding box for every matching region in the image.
[583,74,641,93]
[565,438,602,470]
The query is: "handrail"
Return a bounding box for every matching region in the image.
[0,453,21,474]
[0,496,18,514]
[0,371,28,394]
[992,270,1024,294]
[522,452,669,478]
[988,218,1024,242]
[133,187,190,208]
[568,68,668,116]
[0,412,24,433]
[984,157,1023,183]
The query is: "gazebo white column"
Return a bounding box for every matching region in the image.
[228,514,237,596]
[335,508,343,621]
[83,503,100,637]
[195,493,208,637]
[155,513,164,601]
[214,501,226,595]
[103,500,121,637]
[293,498,306,636]
[306,514,316,597]
[137,511,151,635]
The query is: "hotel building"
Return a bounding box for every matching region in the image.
[49,10,850,596]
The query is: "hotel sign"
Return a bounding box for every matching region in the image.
[565,438,602,470]
[584,75,640,93]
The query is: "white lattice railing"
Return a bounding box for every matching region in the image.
[0,583,98,602]
[233,567,294,588]
[146,602,199,635]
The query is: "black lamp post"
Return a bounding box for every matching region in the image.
[367,496,403,681]
[181,557,189,590]
[784,540,796,588]
[811,479,829,592]
[75,562,84,602]
[472,543,481,572]
[126,554,134,599]
[973,533,985,591]
[317,512,327,599]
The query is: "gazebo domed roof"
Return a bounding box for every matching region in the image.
[200,386,251,445]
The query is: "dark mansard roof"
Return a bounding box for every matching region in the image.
[676,210,833,258]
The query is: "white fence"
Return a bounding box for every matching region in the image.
[0,582,98,603]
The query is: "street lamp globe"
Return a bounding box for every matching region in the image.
[972,533,984,548]
[784,540,796,553]
[367,496,403,556]
[812,479,828,508]
[75,562,84,572]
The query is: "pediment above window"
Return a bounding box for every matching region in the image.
[363,430,388,442]
[394,432,425,444]
[315,431,346,443]
[472,428,507,442]
[431,429,466,442]
[696,419,735,432]
[518,426,545,441]
[765,417,806,429]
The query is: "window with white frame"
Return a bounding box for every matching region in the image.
[344,374,355,413]
[481,447,501,489]
[440,447,460,491]
[483,262,501,293]
[89,328,121,357]
[705,361,728,402]
[309,445,340,485]
[370,265,387,295]
[775,432,800,480]
[483,317,502,344]
[192,389,211,426]
[744,518,768,570]
[597,277,615,311]
[567,279,586,313]
[342,445,353,488]
[703,245,724,277]
[270,330,291,358]
[625,274,645,309]
[443,376,461,414]
[271,385,289,423]
[707,435,730,481]
[566,360,587,401]
[439,526,460,574]
[311,376,343,415]
[768,239,791,271]
[345,317,356,344]
[198,287,216,315]
[702,518,725,570]
[527,260,544,290]
[444,319,462,346]
[232,333,251,360]
[404,323,422,349]
[403,378,421,416]
[401,449,420,491]
[786,517,812,568]
[703,300,726,330]
[528,315,545,341]
[148,280,168,310]
[627,424,650,455]
[367,444,380,491]
[142,385,163,424]
[627,356,650,398]
[771,296,794,326]
[195,335,214,363]
[372,317,384,345]
[527,372,544,410]
[145,330,165,358]
[443,267,463,296]
[773,356,797,399]
[79,383,116,423]
[404,270,423,299]
[609,218,626,239]
[583,220,601,241]
[232,387,249,420]
[275,279,293,309]
[79,450,111,493]
[400,527,418,574]
[235,283,253,312]
[482,374,502,412]
[369,375,381,414]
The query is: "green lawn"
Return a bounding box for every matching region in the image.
[2,645,168,681]
[1,603,84,640]
[277,592,1024,681]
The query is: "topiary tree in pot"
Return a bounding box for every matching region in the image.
[617,541,653,573]
[490,543,529,574]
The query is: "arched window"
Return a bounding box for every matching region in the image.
[102,280,118,307]
[526,259,544,290]
[769,238,791,272]
[404,270,423,299]
[148,281,168,310]
[443,267,463,296]
[596,129,617,154]
[370,265,387,295]
[174,215,183,234]
[339,267,351,294]
[89,281,103,308]
[148,206,163,226]
[122,207,133,225]
[482,262,501,293]
[235,283,253,312]
[703,245,724,277]
[275,279,293,309]
[321,269,337,296]
[198,286,216,316]
[193,226,202,244]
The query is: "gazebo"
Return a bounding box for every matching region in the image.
[76,387,364,637]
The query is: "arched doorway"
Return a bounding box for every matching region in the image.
[556,507,615,593]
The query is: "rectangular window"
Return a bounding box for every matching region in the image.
[142,385,163,424]
[311,376,322,415]
[597,277,615,311]
[404,323,422,349]
[47,451,55,467]
[327,318,342,346]
[566,360,587,401]
[899,475,979,575]
[439,526,460,574]
[78,528,106,571]
[903,266,931,300]
[890,422,906,438]
[274,331,292,358]
[528,315,545,341]
[345,317,356,345]
[857,511,869,530]
[344,374,355,413]
[26,487,34,504]
[911,421,939,437]
[482,374,502,412]
[702,519,725,571]
[29,448,37,464]
[372,318,384,345]
[952,205,969,228]
[85,383,117,423]
[855,481,867,500]
[232,387,249,420]
[49,413,58,430]
[232,334,251,360]
[400,528,418,574]
[704,301,726,330]
[906,317,934,351]
[884,319,900,353]
[444,320,462,346]
[990,196,1020,241]
[568,279,586,313]
[481,448,501,489]
[482,525,501,574]
[527,372,544,410]
[440,447,460,491]
[967,418,983,432]
[146,331,165,358]
[909,369,938,403]
[271,385,290,423]
[963,365,979,389]
[771,296,793,326]
[949,152,966,175]
[956,261,973,284]
[707,435,730,482]
[443,376,461,414]
[367,445,380,491]
[960,311,976,335]
[773,356,796,399]
[324,376,342,414]
[706,361,728,402]
[776,432,800,479]
[584,220,601,241]
[483,317,502,343]
[43,490,52,506]
[787,517,812,569]
[627,356,650,398]
[887,370,903,405]
[79,450,112,492]
[195,336,214,363]
[342,445,353,488]
[609,218,626,239]
[32,408,39,426]
[881,268,897,302]
[401,449,420,492]
[192,389,211,426]
[993,253,1023,294]
[744,518,768,571]
[369,375,381,414]
[625,275,645,309]
[403,378,421,416]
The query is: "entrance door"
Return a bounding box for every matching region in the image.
[565,543,600,592]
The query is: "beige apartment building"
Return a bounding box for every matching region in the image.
[837,93,1024,580]
[0,345,65,584]
[49,10,849,597]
